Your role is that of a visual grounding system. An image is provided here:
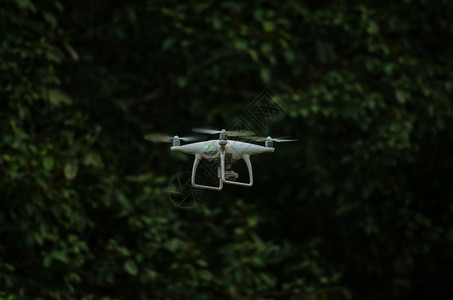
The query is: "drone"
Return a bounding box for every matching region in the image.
[145,128,297,191]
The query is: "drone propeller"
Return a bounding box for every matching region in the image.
[245,136,298,143]
[144,133,202,143]
[192,127,254,137]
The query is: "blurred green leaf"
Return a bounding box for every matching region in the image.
[64,161,78,180]
[124,260,138,276]
[43,156,54,171]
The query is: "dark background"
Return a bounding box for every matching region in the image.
[1,0,452,299]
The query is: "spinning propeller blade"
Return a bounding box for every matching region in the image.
[144,133,172,143]
[272,138,298,142]
[192,128,220,135]
[228,130,255,137]
[245,136,298,142]
[192,127,254,137]
[144,133,202,143]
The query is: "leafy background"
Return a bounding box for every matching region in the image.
[1,0,452,299]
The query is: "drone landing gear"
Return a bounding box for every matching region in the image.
[221,152,253,187]
[191,151,253,191]
[191,154,223,191]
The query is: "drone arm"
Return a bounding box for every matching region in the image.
[222,153,253,187]
[191,153,223,191]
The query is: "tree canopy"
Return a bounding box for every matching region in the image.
[1,0,452,299]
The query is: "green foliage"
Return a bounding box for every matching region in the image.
[1,0,452,299]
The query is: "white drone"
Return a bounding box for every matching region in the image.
[145,128,297,191]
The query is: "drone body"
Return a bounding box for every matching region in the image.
[171,139,274,160]
[146,128,296,191]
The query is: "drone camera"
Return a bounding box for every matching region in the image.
[217,167,239,181]
[225,170,239,181]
